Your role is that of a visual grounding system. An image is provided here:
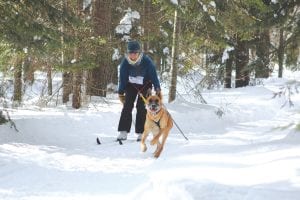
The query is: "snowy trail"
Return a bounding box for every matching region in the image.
[1,85,300,200]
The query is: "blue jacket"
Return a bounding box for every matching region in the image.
[118,54,160,94]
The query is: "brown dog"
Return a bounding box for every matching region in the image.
[140,92,173,158]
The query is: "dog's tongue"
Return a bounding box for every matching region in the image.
[149,107,157,112]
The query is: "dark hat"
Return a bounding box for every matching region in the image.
[127,41,141,53]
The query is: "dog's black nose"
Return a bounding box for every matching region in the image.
[150,104,157,110]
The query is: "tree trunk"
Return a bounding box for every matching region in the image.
[142,0,151,52]
[278,28,284,78]
[255,29,270,78]
[61,0,71,103]
[168,8,179,103]
[23,56,34,85]
[72,0,83,109]
[87,0,112,97]
[72,70,82,109]
[142,0,161,74]
[62,72,72,103]
[13,55,22,102]
[110,0,121,86]
[47,64,52,96]
[224,50,234,88]
[235,37,249,88]
[86,69,100,96]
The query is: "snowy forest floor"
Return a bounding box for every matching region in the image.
[1,74,300,200]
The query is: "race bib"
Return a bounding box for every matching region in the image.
[129,76,144,85]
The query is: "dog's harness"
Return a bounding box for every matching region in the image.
[148,109,163,129]
[148,109,161,128]
[154,120,161,128]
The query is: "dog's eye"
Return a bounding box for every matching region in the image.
[149,99,158,104]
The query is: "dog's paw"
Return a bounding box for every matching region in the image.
[150,139,156,146]
[153,146,163,158]
[141,144,147,152]
[153,152,160,158]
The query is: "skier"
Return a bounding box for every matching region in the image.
[117,40,161,141]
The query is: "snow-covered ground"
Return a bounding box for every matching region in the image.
[1,72,300,200]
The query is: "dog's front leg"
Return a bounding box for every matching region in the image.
[154,142,162,158]
[141,130,149,152]
[153,129,170,158]
[150,126,161,145]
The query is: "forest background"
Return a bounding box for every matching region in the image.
[0,0,299,114]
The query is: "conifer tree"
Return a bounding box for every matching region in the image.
[0,0,77,103]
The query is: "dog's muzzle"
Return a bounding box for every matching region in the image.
[147,98,161,113]
[149,104,158,111]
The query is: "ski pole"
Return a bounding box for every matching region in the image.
[162,104,189,141]
[170,115,189,141]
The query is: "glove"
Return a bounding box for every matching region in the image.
[119,94,125,104]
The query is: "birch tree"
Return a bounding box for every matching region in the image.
[168,5,179,103]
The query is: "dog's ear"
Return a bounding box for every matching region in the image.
[157,91,162,100]
[146,88,152,98]
[156,89,162,100]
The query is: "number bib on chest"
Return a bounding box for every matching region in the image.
[129,76,144,85]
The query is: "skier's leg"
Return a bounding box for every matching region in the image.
[118,85,138,133]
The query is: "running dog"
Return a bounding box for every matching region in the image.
[140,91,173,158]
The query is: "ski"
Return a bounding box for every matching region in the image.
[96,137,123,145]
[96,137,122,145]
[96,137,138,146]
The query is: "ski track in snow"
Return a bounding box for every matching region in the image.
[1,82,300,199]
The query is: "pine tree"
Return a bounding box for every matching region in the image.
[0,0,78,104]
[86,0,112,97]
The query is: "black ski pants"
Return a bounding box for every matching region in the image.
[118,83,151,134]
